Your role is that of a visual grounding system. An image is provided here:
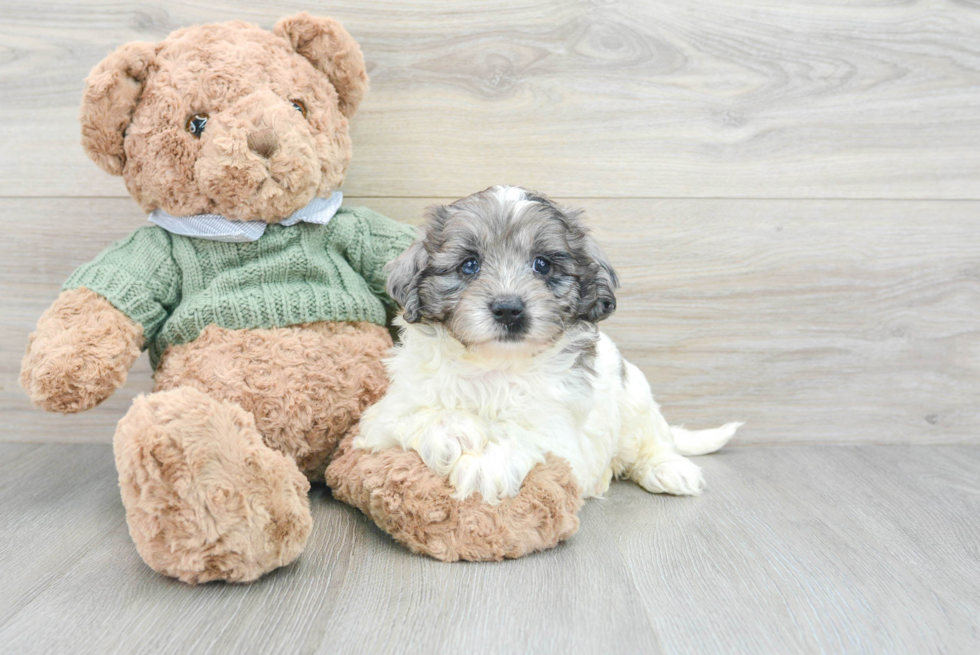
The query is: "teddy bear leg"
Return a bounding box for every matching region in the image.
[114,386,313,584]
[326,433,584,562]
[153,321,392,484]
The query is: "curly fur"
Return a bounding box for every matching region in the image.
[80,15,365,221]
[79,42,156,176]
[21,287,143,414]
[24,16,593,582]
[327,433,583,561]
[358,187,740,506]
[115,387,312,584]
[154,322,392,481]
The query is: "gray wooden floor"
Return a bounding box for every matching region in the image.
[3,1,980,653]
[1,442,978,654]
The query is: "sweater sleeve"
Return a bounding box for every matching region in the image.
[63,226,181,345]
[341,207,419,316]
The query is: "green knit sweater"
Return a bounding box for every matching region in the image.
[64,206,417,368]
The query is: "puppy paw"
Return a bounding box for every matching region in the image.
[448,443,536,504]
[414,413,487,476]
[640,457,705,496]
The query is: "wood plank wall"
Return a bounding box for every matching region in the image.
[2,1,978,444]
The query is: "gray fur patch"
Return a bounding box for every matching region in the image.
[384,185,621,349]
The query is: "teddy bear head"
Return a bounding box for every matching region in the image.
[80,13,368,222]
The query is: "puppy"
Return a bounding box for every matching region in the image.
[355,186,741,503]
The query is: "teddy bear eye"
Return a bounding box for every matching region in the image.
[185,113,209,137]
[291,100,307,118]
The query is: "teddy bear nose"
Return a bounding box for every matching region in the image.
[247,128,279,159]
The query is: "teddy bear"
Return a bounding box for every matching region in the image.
[20,13,582,584]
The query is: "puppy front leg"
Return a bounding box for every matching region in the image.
[356,406,488,477]
[448,432,545,504]
[359,404,545,503]
[412,411,489,477]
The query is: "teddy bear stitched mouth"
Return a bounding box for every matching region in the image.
[259,148,321,197]
[261,170,286,190]
[251,171,319,220]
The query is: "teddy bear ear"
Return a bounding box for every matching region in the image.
[79,41,156,176]
[274,12,369,119]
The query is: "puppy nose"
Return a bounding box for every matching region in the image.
[490,297,525,326]
[247,128,279,158]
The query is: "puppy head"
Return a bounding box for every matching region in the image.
[387,186,618,352]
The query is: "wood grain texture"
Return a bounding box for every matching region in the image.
[0,442,976,654]
[3,197,978,445]
[2,4,977,653]
[2,1,980,199]
[606,444,980,655]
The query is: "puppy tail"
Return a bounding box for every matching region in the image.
[671,422,743,456]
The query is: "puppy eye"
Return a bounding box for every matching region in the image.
[460,258,481,276]
[291,99,307,118]
[532,257,552,275]
[185,113,209,137]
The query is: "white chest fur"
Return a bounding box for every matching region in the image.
[355,322,630,501]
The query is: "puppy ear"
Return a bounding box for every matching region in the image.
[275,12,369,118]
[580,238,619,322]
[80,41,156,176]
[385,237,428,323]
[571,214,619,322]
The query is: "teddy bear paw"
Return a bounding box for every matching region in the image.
[114,387,313,583]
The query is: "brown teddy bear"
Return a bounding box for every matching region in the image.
[21,13,581,583]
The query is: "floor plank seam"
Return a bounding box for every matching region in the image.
[3,195,980,202]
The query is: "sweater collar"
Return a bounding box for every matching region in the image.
[147,191,343,243]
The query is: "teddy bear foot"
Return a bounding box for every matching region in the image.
[326,433,584,562]
[114,387,313,584]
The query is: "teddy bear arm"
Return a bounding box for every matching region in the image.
[339,210,417,290]
[334,209,418,320]
[326,434,584,562]
[21,288,143,414]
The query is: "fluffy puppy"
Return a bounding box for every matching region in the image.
[355,186,741,503]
